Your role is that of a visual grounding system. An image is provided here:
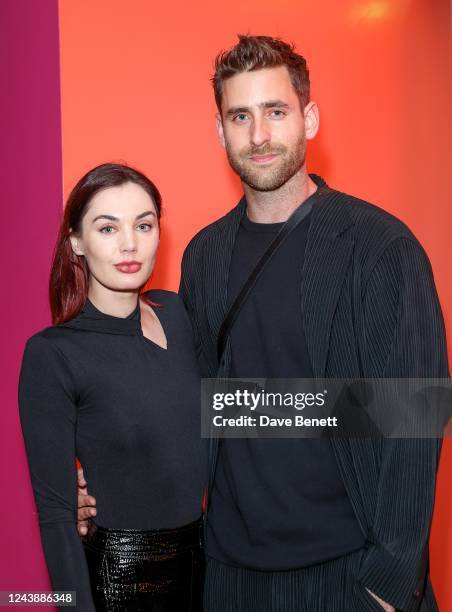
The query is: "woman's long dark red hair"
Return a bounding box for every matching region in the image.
[49,163,162,325]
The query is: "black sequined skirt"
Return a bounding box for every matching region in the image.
[83,517,204,611]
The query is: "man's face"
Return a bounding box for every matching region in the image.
[217,66,314,192]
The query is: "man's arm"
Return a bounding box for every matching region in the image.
[358,237,448,610]
[179,240,216,377]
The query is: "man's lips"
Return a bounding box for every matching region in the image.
[249,153,279,164]
[114,261,142,273]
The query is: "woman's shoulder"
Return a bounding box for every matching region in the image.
[20,327,80,406]
[143,289,184,309]
[23,323,78,362]
[143,289,192,331]
[20,327,78,393]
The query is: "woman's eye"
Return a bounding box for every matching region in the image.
[137,223,152,232]
[99,226,115,234]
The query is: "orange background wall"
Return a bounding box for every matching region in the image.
[59,0,451,608]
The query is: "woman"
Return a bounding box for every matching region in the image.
[19,163,206,611]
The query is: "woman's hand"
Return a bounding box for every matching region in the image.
[77,467,97,536]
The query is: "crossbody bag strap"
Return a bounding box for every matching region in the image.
[217,185,331,363]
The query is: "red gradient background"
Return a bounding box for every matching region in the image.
[58,1,452,607]
[1,0,450,610]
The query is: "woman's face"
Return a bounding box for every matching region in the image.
[70,182,160,294]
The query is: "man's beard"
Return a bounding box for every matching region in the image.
[225,136,306,192]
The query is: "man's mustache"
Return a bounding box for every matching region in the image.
[241,143,287,158]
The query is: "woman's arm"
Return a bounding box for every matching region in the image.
[19,335,96,611]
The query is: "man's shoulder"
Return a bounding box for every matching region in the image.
[182,203,242,261]
[331,188,416,241]
[326,188,429,281]
[337,192,419,244]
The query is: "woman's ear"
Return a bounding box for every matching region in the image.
[69,232,84,256]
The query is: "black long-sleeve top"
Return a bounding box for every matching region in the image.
[19,290,206,611]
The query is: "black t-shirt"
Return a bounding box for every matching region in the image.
[206,208,365,570]
[19,290,207,611]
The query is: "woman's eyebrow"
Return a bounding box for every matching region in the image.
[92,210,156,223]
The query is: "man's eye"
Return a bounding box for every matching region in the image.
[270,110,285,118]
[99,226,115,234]
[137,223,152,232]
[234,113,248,122]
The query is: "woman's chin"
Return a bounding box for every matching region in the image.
[102,279,148,294]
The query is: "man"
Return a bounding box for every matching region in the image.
[78,36,448,611]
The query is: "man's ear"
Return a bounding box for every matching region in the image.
[304,101,320,140]
[69,232,84,256]
[216,113,226,148]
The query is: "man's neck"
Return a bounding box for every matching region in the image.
[244,169,317,223]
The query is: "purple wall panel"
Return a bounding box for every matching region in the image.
[0,0,62,607]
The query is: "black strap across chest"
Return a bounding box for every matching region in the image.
[217,185,331,362]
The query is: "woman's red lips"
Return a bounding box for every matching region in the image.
[114,261,142,273]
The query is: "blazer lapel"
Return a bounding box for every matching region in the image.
[302,192,355,377]
[204,197,246,347]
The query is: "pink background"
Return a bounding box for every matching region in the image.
[1,1,61,609]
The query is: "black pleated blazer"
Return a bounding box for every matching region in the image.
[179,176,449,611]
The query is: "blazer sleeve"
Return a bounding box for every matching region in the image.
[179,242,213,377]
[18,335,96,612]
[359,237,449,610]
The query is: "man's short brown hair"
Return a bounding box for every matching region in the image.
[212,35,310,113]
